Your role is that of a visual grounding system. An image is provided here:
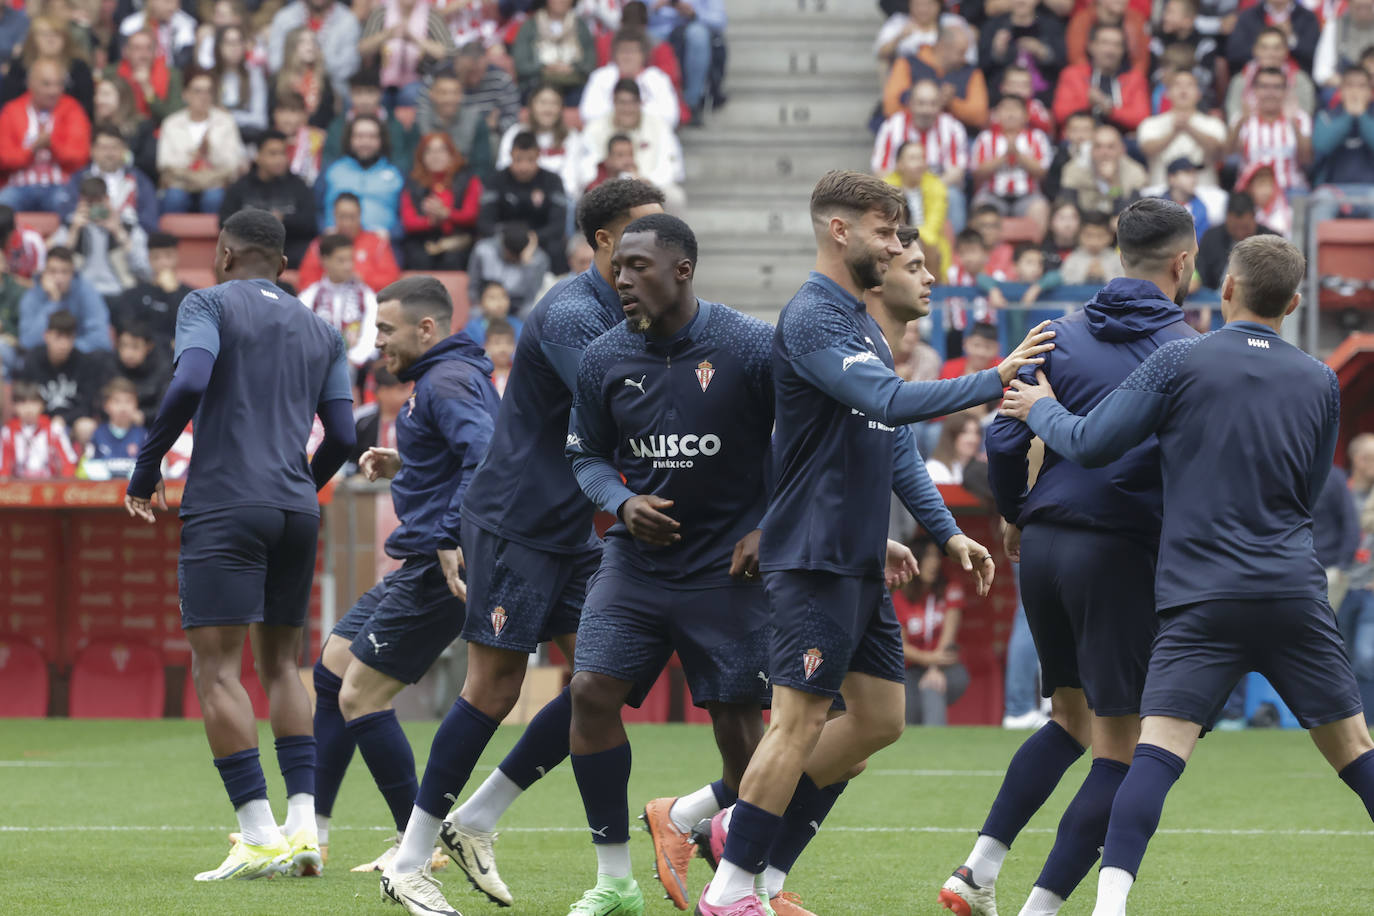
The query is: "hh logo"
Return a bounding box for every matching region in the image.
[1247,338,1270,349]
[491,607,508,636]
[802,648,823,680]
[696,360,715,392]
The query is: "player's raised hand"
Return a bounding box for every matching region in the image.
[884,539,919,589]
[998,321,1056,385]
[620,494,681,546]
[1000,369,1057,421]
[437,547,466,601]
[124,480,167,524]
[359,447,402,481]
[729,528,761,579]
[944,533,996,596]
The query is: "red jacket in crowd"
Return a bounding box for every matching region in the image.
[1,417,78,479]
[0,93,91,185]
[296,229,401,292]
[1052,64,1150,133]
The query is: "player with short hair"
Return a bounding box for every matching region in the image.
[308,275,499,873]
[695,170,1055,915]
[380,179,666,916]
[1000,234,1374,915]
[939,197,1200,916]
[124,208,356,881]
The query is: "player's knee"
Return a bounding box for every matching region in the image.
[839,758,868,781]
[570,671,627,721]
[461,667,525,719]
[867,707,905,750]
[191,654,237,696]
[338,678,385,721]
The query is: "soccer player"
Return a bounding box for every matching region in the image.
[308,276,499,872]
[939,197,1200,916]
[1000,234,1374,916]
[694,170,1055,915]
[123,208,356,880]
[380,179,666,916]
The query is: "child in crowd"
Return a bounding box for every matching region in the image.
[969,203,1015,279]
[465,281,524,343]
[0,381,78,479]
[981,242,1063,306]
[298,233,379,366]
[484,317,516,397]
[1060,210,1125,284]
[1235,160,1292,238]
[273,90,326,187]
[1161,157,1210,241]
[947,228,990,286]
[114,322,171,423]
[81,377,147,480]
[886,141,950,279]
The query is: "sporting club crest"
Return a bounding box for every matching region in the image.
[491,607,508,636]
[802,648,823,680]
[696,360,715,393]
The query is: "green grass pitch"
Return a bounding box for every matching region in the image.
[2,720,1371,914]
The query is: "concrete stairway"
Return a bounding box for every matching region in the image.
[684,0,883,320]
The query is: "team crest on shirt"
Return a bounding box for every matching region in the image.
[695,360,715,392]
[802,648,823,680]
[491,607,508,636]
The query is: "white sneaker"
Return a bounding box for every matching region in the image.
[355,837,451,873]
[194,837,291,881]
[1002,709,1049,729]
[938,866,999,916]
[439,817,513,907]
[381,860,462,915]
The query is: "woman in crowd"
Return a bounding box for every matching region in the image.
[275,27,335,129]
[511,0,597,103]
[106,27,182,123]
[400,131,482,269]
[359,0,455,109]
[320,114,405,238]
[1041,198,1082,272]
[94,76,158,182]
[925,411,985,485]
[211,23,268,141]
[0,15,95,117]
[496,82,589,198]
[157,69,247,213]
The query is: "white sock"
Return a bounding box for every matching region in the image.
[234,798,281,847]
[315,813,331,846]
[455,769,523,833]
[392,806,445,874]
[284,793,315,837]
[763,865,787,898]
[964,834,1009,887]
[1091,867,1134,916]
[1019,885,1066,916]
[595,842,632,879]
[669,783,723,834]
[704,860,757,906]
[721,804,734,831]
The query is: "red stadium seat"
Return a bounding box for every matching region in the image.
[1316,220,1374,310]
[69,641,166,719]
[182,641,270,720]
[1001,216,1043,246]
[0,638,49,717]
[159,213,221,271]
[177,267,216,291]
[17,210,59,238]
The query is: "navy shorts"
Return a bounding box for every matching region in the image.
[332,556,465,684]
[1142,597,1364,729]
[460,518,599,654]
[764,570,905,700]
[575,567,770,708]
[1019,524,1158,716]
[178,506,318,629]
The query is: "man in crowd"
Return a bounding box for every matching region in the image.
[0,58,91,212]
[220,130,318,267]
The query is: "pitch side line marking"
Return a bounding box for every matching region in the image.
[2,825,1370,837]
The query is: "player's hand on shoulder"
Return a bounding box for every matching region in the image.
[884,539,919,589]
[998,320,1056,385]
[359,447,402,481]
[619,494,681,546]
[944,533,996,597]
[730,528,761,579]
[438,547,466,600]
[1000,369,1056,421]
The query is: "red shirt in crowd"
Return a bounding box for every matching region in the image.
[1,417,77,479]
[892,582,965,656]
[296,229,401,292]
[399,174,484,236]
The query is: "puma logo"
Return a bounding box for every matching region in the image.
[809,820,820,835]
[757,671,770,687]
[589,825,610,838]
[623,375,647,395]
[444,793,459,805]
[367,633,388,653]
[535,766,547,778]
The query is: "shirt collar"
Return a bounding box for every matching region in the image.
[585,264,622,318]
[1223,320,1280,337]
[808,270,866,313]
[645,299,713,352]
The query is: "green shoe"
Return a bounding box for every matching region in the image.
[567,874,645,915]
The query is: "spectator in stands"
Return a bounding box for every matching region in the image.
[925,411,985,484]
[512,0,597,103]
[581,77,685,210]
[400,131,482,269]
[0,205,45,283]
[0,58,92,212]
[478,130,569,272]
[319,114,406,237]
[1066,0,1150,76]
[1225,26,1318,123]
[894,533,969,725]
[93,78,157,182]
[79,376,146,479]
[1137,69,1228,187]
[1350,433,1374,504]
[349,366,408,469]
[0,3,27,77]
[104,28,182,124]
[324,71,419,176]
[219,129,318,266]
[415,66,495,179]
[885,140,951,279]
[298,191,400,291]
[567,234,594,274]
[978,0,1065,104]
[118,0,197,71]
[112,321,169,421]
[969,201,1015,277]
[1149,0,1219,108]
[1059,208,1124,284]
[57,122,159,236]
[275,28,336,129]
[109,231,188,346]
[1195,191,1279,289]
[580,30,680,129]
[1042,108,1095,201]
[876,0,968,75]
[585,132,637,191]
[894,318,943,382]
[298,232,380,366]
[947,226,989,285]
[941,321,1000,378]
[272,90,327,187]
[464,279,523,341]
[872,78,969,230]
[15,308,112,424]
[590,2,683,84]
[1042,197,1081,268]
[1234,159,1291,237]
[485,316,515,396]
[1060,122,1147,217]
[451,40,522,136]
[359,0,456,109]
[50,175,150,297]
[0,246,25,355]
[466,220,550,315]
[1312,65,1374,225]
[1227,0,1320,75]
[0,16,95,118]
[18,248,109,352]
[971,93,1052,235]
[982,241,1064,305]
[1315,0,1374,90]
[1229,65,1313,191]
[1053,23,1149,132]
[211,25,268,142]
[156,69,247,213]
[194,0,254,70]
[497,83,589,199]
[0,380,79,478]
[996,64,1054,136]
[646,0,725,122]
[1159,157,1210,241]
[884,20,988,130]
[268,0,361,104]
